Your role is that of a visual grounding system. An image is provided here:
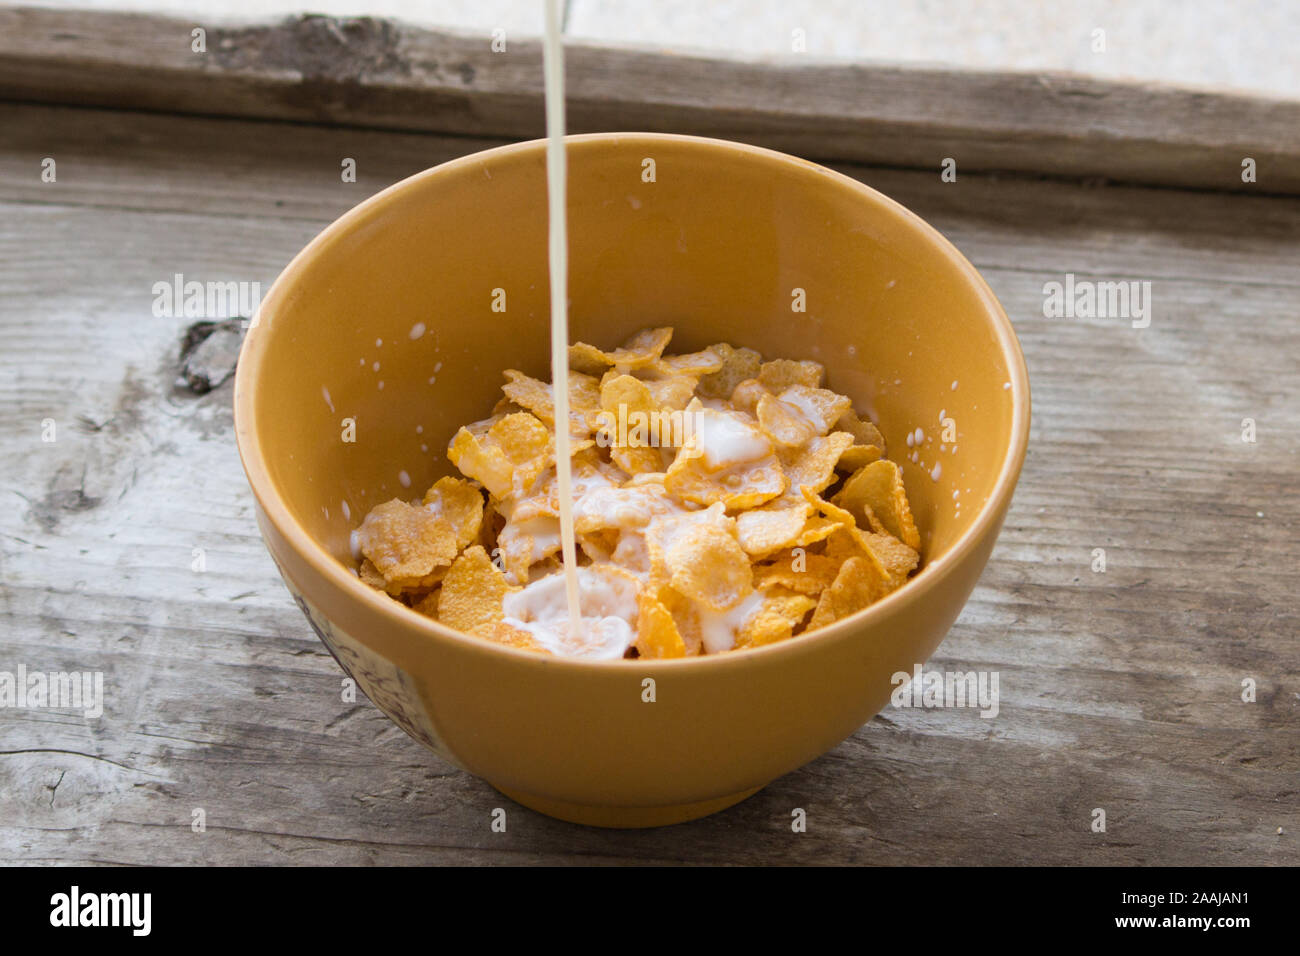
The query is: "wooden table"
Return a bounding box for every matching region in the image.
[1,13,1297,866]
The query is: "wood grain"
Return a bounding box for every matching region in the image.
[0,103,1296,865]
[1,7,1299,194]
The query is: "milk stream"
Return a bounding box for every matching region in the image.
[542,0,583,638]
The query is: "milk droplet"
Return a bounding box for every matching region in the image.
[930,463,942,481]
[416,425,423,434]
[321,386,334,412]
[1003,381,1011,390]
[375,338,383,347]
[409,322,426,340]
[377,380,385,390]
[342,500,351,520]
[428,376,437,385]
[372,361,380,372]
[938,408,945,421]
[914,427,924,444]
[906,432,914,447]
[398,470,411,488]
[951,380,959,390]
[434,361,444,373]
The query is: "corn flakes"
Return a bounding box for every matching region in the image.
[568,327,673,374]
[502,369,601,438]
[697,344,762,398]
[355,499,458,589]
[836,459,921,550]
[635,589,688,659]
[736,587,818,648]
[758,358,824,390]
[355,328,922,657]
[807,555,891,629]
[437,544,516,637]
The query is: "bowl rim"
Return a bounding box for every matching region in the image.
[234,131,1031,671]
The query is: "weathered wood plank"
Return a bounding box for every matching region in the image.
[1,103,1297,865]
[565,0,1300,102]
[3,102,1298,285]
[1,7,1298,194]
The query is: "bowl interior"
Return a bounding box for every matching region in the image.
[248,134,1019,585]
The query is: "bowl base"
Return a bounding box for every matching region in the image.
[493,784,763,828]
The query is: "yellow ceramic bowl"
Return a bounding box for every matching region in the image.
[234,133,1029,827]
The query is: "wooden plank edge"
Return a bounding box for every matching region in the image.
[0,7,1297,195]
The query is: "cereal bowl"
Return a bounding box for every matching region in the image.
[234,133,1029,827]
